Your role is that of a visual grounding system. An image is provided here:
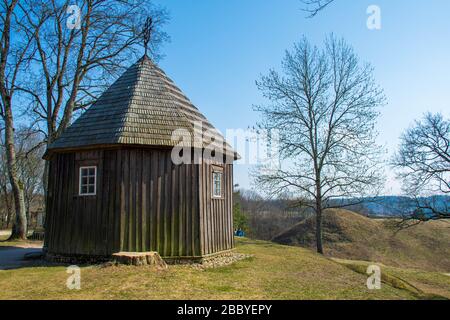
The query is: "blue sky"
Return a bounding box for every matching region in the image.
[153,0,450,194]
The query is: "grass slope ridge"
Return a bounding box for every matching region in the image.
[334,259,450,300]
[0,238,424,300]
[272,209,450,272]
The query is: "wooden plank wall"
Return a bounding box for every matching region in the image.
[199,162,234,256]
[45,148,234,258]
[45,148,202,257]
[45,150,112,256]
[117,149,201,258]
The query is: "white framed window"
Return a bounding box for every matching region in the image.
[79,166,97,196]
[212,171,223,198]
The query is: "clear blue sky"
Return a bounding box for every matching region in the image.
[153,0,450,194]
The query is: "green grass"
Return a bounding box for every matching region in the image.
[0,238,426,300]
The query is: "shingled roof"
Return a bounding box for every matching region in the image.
[49,55,236,157]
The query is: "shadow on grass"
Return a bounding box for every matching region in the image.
[0,243,57,271]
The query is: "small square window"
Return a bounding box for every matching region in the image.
[79,166,97,196]
[212,171,223,198]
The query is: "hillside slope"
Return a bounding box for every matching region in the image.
[0,238,435,300]
[272,209,450,272]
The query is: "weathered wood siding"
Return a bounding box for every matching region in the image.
[199,162,234,256]
[45,147,234,258]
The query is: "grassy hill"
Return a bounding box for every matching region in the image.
[2,237,449,300]
[272,209,450,272]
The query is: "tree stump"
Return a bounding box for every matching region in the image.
[112,252,167,268]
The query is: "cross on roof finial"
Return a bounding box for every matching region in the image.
[142,17,154,57]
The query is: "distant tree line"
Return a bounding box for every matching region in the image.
[233,189,313,241]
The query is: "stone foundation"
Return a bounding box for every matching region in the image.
[45,252,111,265]
[163,249,236,265]
[190,252,253,270]
[45,249,237,266]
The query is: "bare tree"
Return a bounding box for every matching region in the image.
[15,127,45,223]
[0,126,44,231]
[0,0,41,239]
[17,0,168,194]
[393,113,450,221]
[254,35,386,254]
[0,133,13,229]
[301,0,335,17]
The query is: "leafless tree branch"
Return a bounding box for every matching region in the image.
[301,0,335,17]
[392,113,450,221]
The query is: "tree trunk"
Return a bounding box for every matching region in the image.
[315,176,324,254]
[43,159,49,197]
[5,194,12,228]
[5,195,11,228]
[315,203,324,254]
[42,136,52,230]
[0,184,12,229]
[4,104,27,240]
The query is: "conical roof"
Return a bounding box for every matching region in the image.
[49,55,236,157]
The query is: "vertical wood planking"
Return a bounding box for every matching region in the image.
[128,149,135,251]
[141,150,148,252]
[156,151,163,254]
[179,164,185,256]
[171,163,178,257]
[198,161,205,256]
[136,149,143,251]
[118,151,124,251]
[164,153,171,256]
[45,148,233,259]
